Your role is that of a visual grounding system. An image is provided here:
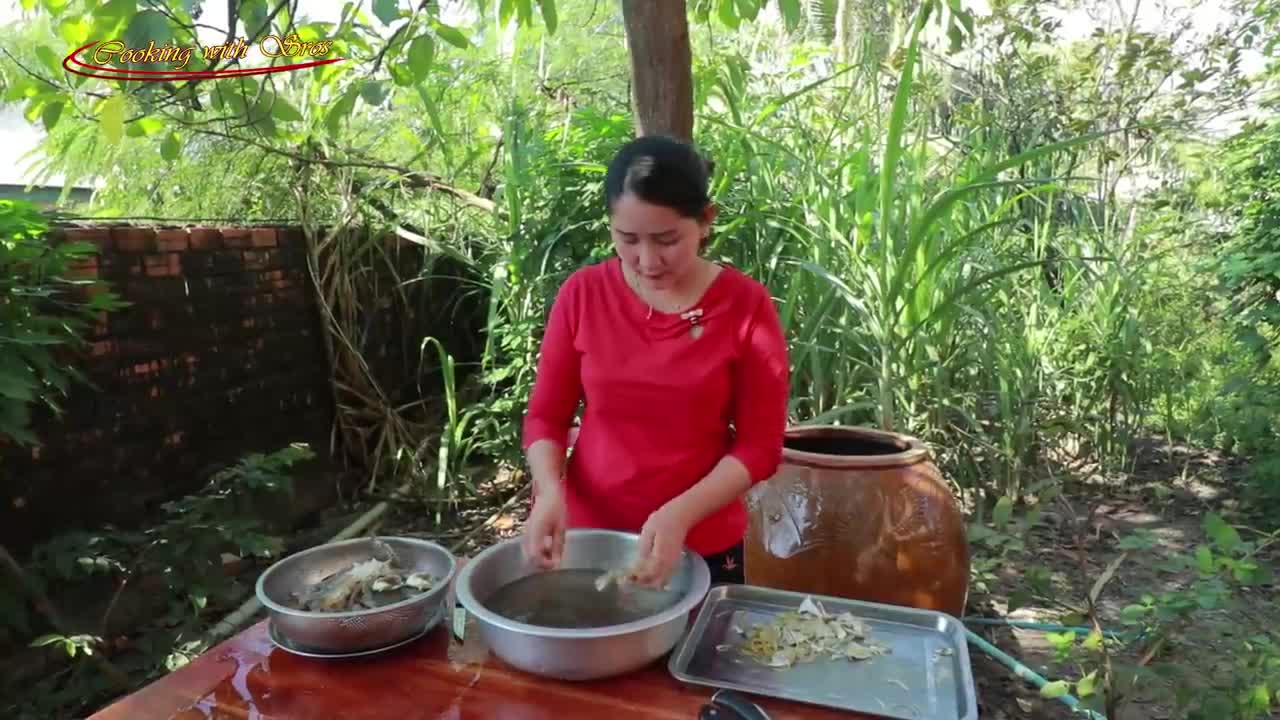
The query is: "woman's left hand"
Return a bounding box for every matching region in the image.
[631,501,694,589]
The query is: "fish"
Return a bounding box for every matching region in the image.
[290,538,439,613]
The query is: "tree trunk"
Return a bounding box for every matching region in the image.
[620,0,695,141]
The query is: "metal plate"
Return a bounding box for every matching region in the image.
[668,584,977,720]
[268,603,444,659]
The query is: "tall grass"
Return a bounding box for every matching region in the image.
[379,1,1236,511]
[683,5,1086,498]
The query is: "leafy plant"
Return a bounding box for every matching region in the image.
[0,199,124,445]
[3,444,313,720]
[1044,513,1280,718]
[9,443,313,642]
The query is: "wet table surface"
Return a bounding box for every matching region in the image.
[86,616,874,720]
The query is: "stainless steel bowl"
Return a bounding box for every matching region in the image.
[256,536,456,655]
[454,529,711,681]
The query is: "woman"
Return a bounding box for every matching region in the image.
[519,134,791,589]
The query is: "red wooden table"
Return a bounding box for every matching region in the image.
[87,615,872,719]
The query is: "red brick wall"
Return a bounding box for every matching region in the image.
[1,223,333,553]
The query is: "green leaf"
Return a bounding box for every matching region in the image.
[57,17,90,46]
[324,85,359,137]
[407,34,435,81]
[538,0,557,33]
[93,0,137,36]
[160,132,180,161]
[1082,629,1104,650]
[414,84,445,139]
[1040,680,1070,699]
[947,21,965,53]
[1195,545,1214,574]
[777,0,802,30]
[1120,604,1147,624]
[1204,513,1242,552]
[41,101,64,132]
[389,64,414,86]
[30,634,63,647]
[992,496,1013,528]
[269,97,304,122]
[434,22,470,49]
[359,80,387,106]
[128,116,164,136]
[124,10,171,49]
[1045,631,1076,650]
[372,0,399,25]
[98,95,125,145]
[34,45,62,76]
[1077,670,1098,698]
[717,0,740,29]
[240,0,270,36]
[499,0,516,25]
[1248,683,1270,709]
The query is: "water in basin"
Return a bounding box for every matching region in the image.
[483,568,683,628]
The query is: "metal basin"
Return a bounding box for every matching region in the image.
[256,536,456,655]
[454,529,711,681]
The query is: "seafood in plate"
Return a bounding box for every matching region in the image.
[719,596,891,670]
[291,538,439,613]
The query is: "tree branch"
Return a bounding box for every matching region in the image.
[176,0,289,98]
[173,124,498,214]
[367,0,442,79]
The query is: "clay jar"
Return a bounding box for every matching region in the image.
[743,425,970,618]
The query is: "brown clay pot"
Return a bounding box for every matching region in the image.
[743,424,970,617]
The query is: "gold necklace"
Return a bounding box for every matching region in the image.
[625,265,705,339]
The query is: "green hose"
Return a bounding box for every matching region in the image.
[964,627,1108,720]
[961,617,1126,641]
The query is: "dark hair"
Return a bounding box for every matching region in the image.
[604,135,713,220]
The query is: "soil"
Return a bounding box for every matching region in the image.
[964,440,1280,719]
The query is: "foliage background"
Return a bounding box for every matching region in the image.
[1,0,1279,716]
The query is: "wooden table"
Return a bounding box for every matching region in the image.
[87,617,873,719]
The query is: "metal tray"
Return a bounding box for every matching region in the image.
[667,584,976,720]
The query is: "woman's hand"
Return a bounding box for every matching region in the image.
[630,500,695,589]
[521,482,567,569]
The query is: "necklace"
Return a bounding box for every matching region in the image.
[624,265,706,339]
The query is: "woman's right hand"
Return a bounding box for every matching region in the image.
[521,482,567,569]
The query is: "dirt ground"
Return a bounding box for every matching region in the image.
[965,441,1280,719]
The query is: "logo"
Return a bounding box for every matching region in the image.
[62,35,343,81]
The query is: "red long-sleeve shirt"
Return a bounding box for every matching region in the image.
[522,257,791,556]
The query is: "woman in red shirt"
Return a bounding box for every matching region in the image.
[520,135,791,588]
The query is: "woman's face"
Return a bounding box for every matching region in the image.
[609,191,713,292]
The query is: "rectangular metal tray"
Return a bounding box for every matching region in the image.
[667,584,977,720]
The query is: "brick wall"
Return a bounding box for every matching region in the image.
[1,223,334,554]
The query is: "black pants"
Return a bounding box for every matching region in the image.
[702,541,745,585]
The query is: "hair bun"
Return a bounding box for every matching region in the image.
[604,135,713,219]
